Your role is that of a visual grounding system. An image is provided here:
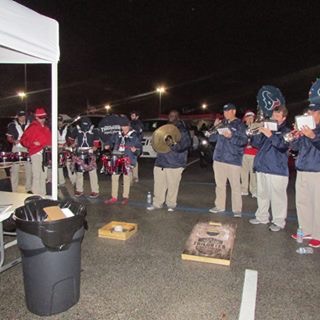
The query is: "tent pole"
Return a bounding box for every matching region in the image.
[51,63,58,200]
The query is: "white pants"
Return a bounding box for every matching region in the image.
[10,161,32,193]
[296,171,320,240]
[255,172,288,228]
[31,153,47,196]
[153,166,184,208]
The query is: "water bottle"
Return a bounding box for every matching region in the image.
[296,226,304,244]
[147,191,152,207]
[296,247,314,255]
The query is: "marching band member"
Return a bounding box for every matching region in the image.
[249,105,290,231]
[241,110,258,198]
[57,115,75,186]
[207,103,247,217]
[68,117,100,198]
[147,110,191,212]
[104,116,142,205]
[20,108,51,196]
[290,81,320,247]
[97,113,121,150]
[6,110,32,193]
[130,110,144,183]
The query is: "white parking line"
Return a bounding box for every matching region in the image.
[239,269,258,320]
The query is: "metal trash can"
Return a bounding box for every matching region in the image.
[14,199,87,316]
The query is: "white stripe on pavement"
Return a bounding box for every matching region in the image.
[186,158,200,167]
[239,269,258,320]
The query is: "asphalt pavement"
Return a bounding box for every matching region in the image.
[0,157,319,320]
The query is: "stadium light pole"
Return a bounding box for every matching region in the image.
[156,86,166,116]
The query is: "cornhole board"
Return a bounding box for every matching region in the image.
[98,221,138,240]
[181,221,236,266]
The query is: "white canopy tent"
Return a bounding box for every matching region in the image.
[0,0,60,199]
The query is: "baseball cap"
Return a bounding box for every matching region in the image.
[16,110,26,117]
[244,111,255,117]
[223,103,236,111]
[34,108,47,118]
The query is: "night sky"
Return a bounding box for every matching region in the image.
[1,0,320,118]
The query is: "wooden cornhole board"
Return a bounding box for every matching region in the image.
[98,221,138,240]
[181,222,236,266]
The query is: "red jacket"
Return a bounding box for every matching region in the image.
[20,120,51,156]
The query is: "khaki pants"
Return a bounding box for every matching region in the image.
[213,161,242,212]
[58,161,76,185]
[133,162,139,180]
[31,153,47,196]
[255,172,288,228]
[10,161,32,193]
[153,166,184,208]
[75,169,99,193]
[112,172,132,199]
[296,171,320,240]
[241,154,257,195]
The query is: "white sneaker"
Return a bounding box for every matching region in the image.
[241,192,249,196]
[209,207,225,214]
[269,223,282,232]
[167,208,175,212]
[249,218,268,225]
[233,211,242,218]
[147,205,156,211]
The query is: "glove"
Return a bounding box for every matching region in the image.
[204,131,210,138]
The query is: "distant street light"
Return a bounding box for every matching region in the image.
[17,91,27,110]
[156,86,166,115]
[201,103,207,110]
[105,104,111,113]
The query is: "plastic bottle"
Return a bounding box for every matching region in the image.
[296,226,304,244]
[296,247,314,255]
[147,192,152,206]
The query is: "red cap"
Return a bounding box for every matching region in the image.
[34,108,47,117]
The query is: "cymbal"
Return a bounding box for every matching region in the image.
[151,124,181,153]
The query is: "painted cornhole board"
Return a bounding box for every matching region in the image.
[181,222,236,266]
[98,221,138,240]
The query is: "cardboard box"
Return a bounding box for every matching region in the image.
[98,221,138,240]
[43,206,66,221]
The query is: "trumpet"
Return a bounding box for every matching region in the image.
[206,120,227,135]
[283,130,302,143]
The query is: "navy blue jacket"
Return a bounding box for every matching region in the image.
[112,130,142,167]
[252,122,290,176]
[155,122,191,168]
[291,124,320,172]
[209,118,247,166]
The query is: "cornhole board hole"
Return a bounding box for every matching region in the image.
[181,222,236,266]
[98,221,138,240]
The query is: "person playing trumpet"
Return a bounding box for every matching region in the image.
[249,105,290,231]
[207,103,248,217]
[289,88,320,247]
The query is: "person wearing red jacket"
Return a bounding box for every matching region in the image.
[241,111,258,198]
[20,108,51,196]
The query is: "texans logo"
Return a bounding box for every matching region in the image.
[262,91,281,110]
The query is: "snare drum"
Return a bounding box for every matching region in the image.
[13,151,31,163]
[0,152,15,168]
[108,151,131,175]
[73,148,97,172]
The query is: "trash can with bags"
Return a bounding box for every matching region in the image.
[13,198,87,316]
